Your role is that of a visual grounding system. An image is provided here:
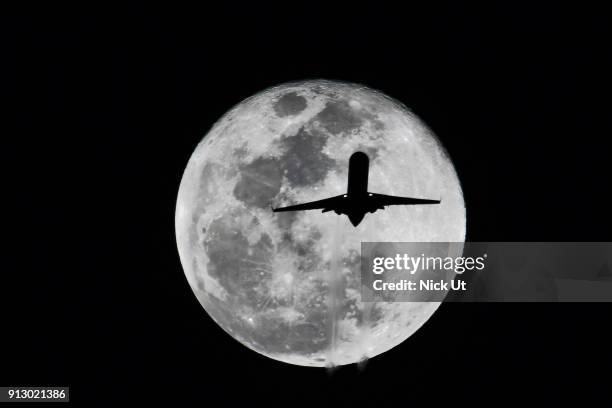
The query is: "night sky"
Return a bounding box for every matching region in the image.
[5,2,612,405]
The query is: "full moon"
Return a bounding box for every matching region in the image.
[176,80,465,366]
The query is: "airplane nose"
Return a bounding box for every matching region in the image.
[350,151,369,162]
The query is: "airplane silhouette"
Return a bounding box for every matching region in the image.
[272,151,441,226]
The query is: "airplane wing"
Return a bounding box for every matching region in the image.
[272,195,344,212]
[369,193,441,207]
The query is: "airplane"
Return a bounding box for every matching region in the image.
[272,151,441,226]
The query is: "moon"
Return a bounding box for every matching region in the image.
[175,80,466,367]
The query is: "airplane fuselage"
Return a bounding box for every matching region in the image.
[330,152,383,226]
[347,151,369,196]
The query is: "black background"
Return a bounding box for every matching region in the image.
[5,2,612,406]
